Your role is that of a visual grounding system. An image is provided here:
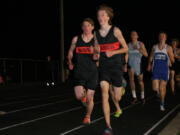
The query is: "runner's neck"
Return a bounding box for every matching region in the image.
[82,33,93,41]
[158,41,166,49]
[132,40,138,45]
[100,23,111,32]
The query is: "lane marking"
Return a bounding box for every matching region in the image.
[0,101,101,131]
[143,104,180,135]
[59,96,155,135]
[4,99,74,115]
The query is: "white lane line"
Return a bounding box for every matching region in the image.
[0,93,72,107]
[60,96,155,135]
[4,99,74,115]
[60,103,141,135]
[0,101,101,131]
[143,104,180,135]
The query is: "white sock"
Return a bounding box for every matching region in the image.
[141,91,145,99]
[132,90,137,98]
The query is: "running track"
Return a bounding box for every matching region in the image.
[0,82,179,135]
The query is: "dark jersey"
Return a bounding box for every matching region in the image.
[74,35,97,72]
[96,26,124,68]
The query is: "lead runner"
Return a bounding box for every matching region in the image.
[94,5,128,135]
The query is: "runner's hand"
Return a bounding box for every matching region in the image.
[89,46,94,54]
[69,63,74,70]
[106,50,114,58]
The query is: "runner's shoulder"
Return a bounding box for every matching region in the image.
[72,36,79,44]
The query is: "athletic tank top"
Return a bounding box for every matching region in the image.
[174,48,180,62]
[96,26,123,67]
[153,44,169,74]
[74,35,97,71]
[128,41,143,75]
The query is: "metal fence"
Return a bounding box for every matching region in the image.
[0,58,60,85]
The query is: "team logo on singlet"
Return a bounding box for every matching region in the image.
[155,54,167,60]
[76,46,93,54]
[100,42,120,52]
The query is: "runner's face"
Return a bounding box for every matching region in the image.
[159,33,167,42]
[131,32,138,41]
[171,41,177,48]
[97,10,109,25]
[82,21,94,34]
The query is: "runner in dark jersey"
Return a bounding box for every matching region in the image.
[67,18,98,125]
[94,5,128,135]
[170,38,180,94]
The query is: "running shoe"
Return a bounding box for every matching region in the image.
[83,117,90,125]
[141,98,146,106]
[122,87,125,96]
[131,98,138,104]
[160,105,165,111]
[103,127,113,135]
[114,109,123,118]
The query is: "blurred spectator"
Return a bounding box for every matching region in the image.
[46,56,55,87]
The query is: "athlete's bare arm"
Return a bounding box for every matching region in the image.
[124,52,128,72]
[93,32,100,60]
[139,42,148,57]
[167,45,175,63]
[125,52,128,63]
[105,27,128,58]
[113,27,128,54]
[147,45,156,72]
[67,36,78,69]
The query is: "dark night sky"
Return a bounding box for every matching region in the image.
[7,0,180,60]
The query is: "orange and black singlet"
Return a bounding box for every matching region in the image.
[74,35,97,71]
[96,26,124,67]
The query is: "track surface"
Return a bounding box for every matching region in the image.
[0,82,179,135]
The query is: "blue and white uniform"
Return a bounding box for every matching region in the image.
[152,44,169,81]
[128,41,143,76]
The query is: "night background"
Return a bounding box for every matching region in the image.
[7,0,180,60]
[2,1,180,134]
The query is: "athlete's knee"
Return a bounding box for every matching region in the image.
[152,85,158,91]
[87,96,94,103]
[152,83,158,91]
[138,79,144,85]
[160,85,166,91]
[75,93,82,100]
[100,81,109,89]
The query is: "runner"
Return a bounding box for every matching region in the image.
[169,38,180,94]
[67,18,98,125]
[95,5,128,135]
[147,32,174,111]
[128,31,148,105]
